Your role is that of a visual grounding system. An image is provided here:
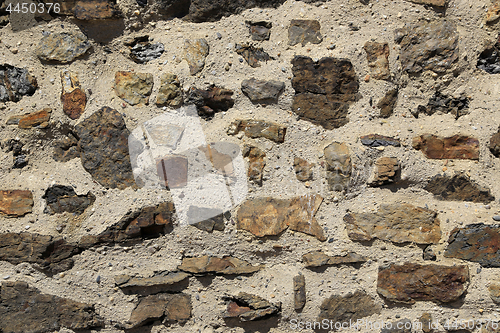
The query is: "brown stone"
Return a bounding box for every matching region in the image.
[292,56,359,130]
[368,157,399,186]
[6,115,24,125]
[0,281,104,333]
[324,142,351,191]
[425,173,494,203]
[18,108,51,128]
[487,0,500,24]
[377,262,469,303]
[227,119,286,143]
[235,43,272,68]
[61,70,86,119]
[243,146,266,186]
[0,190,33,217]
[489,283,500,303]
[115,271,190,292]
[287,194,325,241]
[378,88,398,118]
[42,185,95,215]
[293,274,306,310]
[405,0,447,6]
[185,85,235,119]
[241,78,284,103]
[53,128,80,162]
[288,20,323,46]
[73,0,121,19]
[490,126,500,157]
[293,157,314,181]
[156,73,183,108]
[36,31,91,63]
[302,251,367,268]
[183,38,209,75]
[224,292,280,321]
[344,203,441,244]
[318,290,381,324]
[361,134,400,147]
[419,313,434,333]
[114,71,153,105]
[156,155,188,189]
[363,41,390,80]
[246,20,272,41]
[412,134,479,160]
[178,255,263,275]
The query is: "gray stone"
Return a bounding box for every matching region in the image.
[183,39,209,75]
[293,274,306,310]
[288,19,323,46]
[0,64,37,102]
[324,142,351,192]
[36,31,91,63]
[124,35,165,64]
[241,78,284,103]
[318,291,381,324]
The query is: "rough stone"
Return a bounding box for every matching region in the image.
[414,91,469,119]
[444,223,500,267]
[156,73,183,108]
[486,0,500,24]
[0,281,104,333]
[367,157,399,186]
[302,251,367,267]
[5,139,28,169]
[361,134,401,147]
[15,108,51,129]
[423,245,437,261]
[477,36,500,73]
[344,203,441,244]
[488,283,500,303]
[73,0,122,20]
[0,190,33,217]
[293,274,306,310]
[490,126,500,157]
[419,313,434,333]
[42,185,95,215]
[227,119,286,143]
[36,31,91,63]
[235,43,272,68]
[406,0,447,6]
[243,146,266,186]
[115,271,190,291]
[53,129,80,162]
[324,142,351,192]
[318,290,381,324]
[61,70,86,119]
[183,39,209,75]
[224,292,280,321]
[114,71,153,105]
[293,157,314,182]
[288,20,323,46]
[412,134,479,160]
[124,35,165,63]
[185,85,234,119]
[394,20,459,73]
[189,206,225,232]
[287,194,325,241]
[291,56,359,130]
[246,21,272,41]
[178,255,263,275]
[363,41,390,80]
[378,88,398,118]
[425,173,494,203]
[241,78,284,103]
[377,262,469,303]
[0,64,37,102]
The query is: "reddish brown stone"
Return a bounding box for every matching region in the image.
[73,0,122,20]
[0,190,33,217]
[61,70,86,119]
[487,0,500,23]
[243,146,266,186]
[178,255,263,275]
[368,157,399,186]
[287,194,325,241]
[412,134,479,160]
[378,88,398,118]
[363,41,390,80]
[377,262,469,303]
[18,108,51,129]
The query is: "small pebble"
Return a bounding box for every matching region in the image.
[328,238,334,243]
[96,275,101,283]
[216,32,222,39]
[3,275,9,280]
[485,205,491,209]
[493,215,500,221]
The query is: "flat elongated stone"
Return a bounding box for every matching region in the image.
[318,290,381,323]
[17,108,51,128]
[490,126,500,157]
[246,21,272,41]
[293,274,306,310]
[425,173,494,203]
[413,134,479,160]
[241,78,284,103]
[185,86,234,119]
[405,0,447,6]
[156,73,182,107]
[0,64,37,102]
[115,271,190,290]
[368,157,399,186]
[293,157,314,181]
[243,146,266,186]
[178,255,263,275]
[395,20,458,73]
[288,20,323,46]
[224,292,280,321]
[227,119,286,143]
[114,71,153,106]
[235,43,272,68]
[344,203,441,244]
[36,31,91,63]
[0,190,33,217]
[377,263,469,303]
[61,70,86,119]
[324,142,351,191]
[183,39,209,75]
[292,56,359,130]
[378,88,398,118]
[363,41,390,80]
[0,281,104,333]
[42,185,95,215]
[75,106,135,189]
[302,251,367,267]
[361,134,400,147]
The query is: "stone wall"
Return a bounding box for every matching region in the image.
[1,0,500,332]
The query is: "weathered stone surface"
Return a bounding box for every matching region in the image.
[114,71,153,106]
[156,73,183,108]
[324,142,351,191]
[73,0,122,20]
[4,139,28,169]
[0,281,104,333]
[228,119,286,143]
[293,157,314,182]
[0,64,37,102]
[42,185,95,215]
[425,173,494,203]
[302,251,367,267]
[17,108,51,129]
[444,223,500,267]
[246,21,272,41]
[156,155,188,189]
[0,190,33,217]
[36,31,91,63]
[318,290,381,324]
[489,283,500,303]
[292,56,359,130]
[363,41,390,80]
[115,271,190,291]
[124,35,164,63]
[423,245,437,261]
[185,85,234,119]
[377,262,469,303]
[490,126,500,157]
[414,91,469,119]
[406,0,447,6]
[237,194,325,240]
[224,292,280,321]
[361,134,400,147]
[188,206,225,232]
[378,88,398,118]
[125,293,191,328]
[6,115,24,125]
[53,128,80,162]
[178,255,263,275]
[293,274,306,310]
[60,70,86,120]
[394,20,458,74]
[344,203,441,244]
[183,39,209,75]
[288,20,322,46]
[75,106,135,189]
[412,134,479,160]
[419,313,434,333]
[235,43,272,68]
[478,37,500,73]
[243,146,266,186]
[368,157,399,186]
[486,0,500,24]
[241,78,284,103]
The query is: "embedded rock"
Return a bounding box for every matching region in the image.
[414,91,469,119]
[189,206,225,232]
[235,43,272,68]
[367,157,399,186]
[36,31,91,63]
[324,142,351,191]
[293,157,314,182]
[115,271,190,292]
[477,37,500,74]
[412,134,479,160]
[0,190,33,217]
[406,0,447,6]
[114,71,153,106]
[378,88,398,118]
[42,185,95,215]
[224,292,280,321]
[0,64,37,102]
[73,0,122,20]
[360,134,400,147]
[124,35,164,64]
[5,139,28,169]
[302,251,367,267]
[377,262,469,303]
[53,130,80,163]
[293,274,306,310]
[241,78,284,103]
[363,41,390,80]
[344,203,441,244]
[156,73,183,108]
[288,20,323,46]
[61,70,86,119]
[318,290,381,324]
[178,255,263,275]
[425,173,494,203]
[287,194,325,241]
[490,126,500,157]
[243,146,266,186]
[185,86,234,119]
[17,108,51,129]
[227,119,286,143]
[488,283,500,303]
[183,38,209,75]
[246,21,272,41]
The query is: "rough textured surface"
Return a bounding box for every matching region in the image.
[406,0,447,6]
[414,91,469,119]
[73,0,122,20]
[293,274,306,310]
[246,21,272,41]
[361,134,401,147]
[17,108,51,129]
[489,283,500,303]
[425,173,495,203]
[178,255,263,275]
[183,38,209,75]
[224,292,280,321]
[42,185,95,215]
[241,78,284,103]
[324,142,351,191]
[36,31,91,63]
[363,41,390,80]
[235,43,272,68]
[412,134,480,160]
[124,35,165,64]
[0,64,37,102]
[288,20,323,46]
[114,71,153,105]
[344,203,441,244]
[115,271,190,291]
[318,290,381,324]
[60,70,86,120]
[0,190,33,217]
[302,251,367,267]
[490,126,500,157]
[478,37,500,74]
[156,73,183,108]
[189,206,225,232]
[378,88,398,118]
[368,157,399,186]
[243,145,266,186]
[377,263,469,303]
[293,156,314,182]
[185,85,234,118]
[227,119,286,143]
